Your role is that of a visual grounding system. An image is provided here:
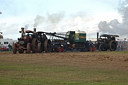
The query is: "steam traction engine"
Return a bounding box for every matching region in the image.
[12,28,51,54]
[96,33,119,51]
[12,27,32,54]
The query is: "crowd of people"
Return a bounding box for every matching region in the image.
[117,41,128,51]
[0,44,12,51]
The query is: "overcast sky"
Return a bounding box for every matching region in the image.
[0,0,123,40]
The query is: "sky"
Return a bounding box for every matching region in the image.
[0,0,126,40]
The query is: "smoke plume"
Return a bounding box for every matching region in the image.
[34,15,45,27]
[98,0,128,38]
[33,12,65,31]
[47,12,65,24]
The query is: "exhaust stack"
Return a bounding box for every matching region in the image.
[19,27,25,38]
[34,28,36,33]
[97,32,99,41]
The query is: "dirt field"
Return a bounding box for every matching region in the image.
[0,51,128,85]
[1,51,128,70]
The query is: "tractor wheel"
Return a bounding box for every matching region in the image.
[44,39,51,52]
[99,44,107,51]
[12,43,17,54]
[18,46,24,54]
[27,43,31,53]
[37,43,41,53]
[32,38,38,53]
[109,40,117,51]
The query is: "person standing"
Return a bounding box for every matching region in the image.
[8,44,11,51]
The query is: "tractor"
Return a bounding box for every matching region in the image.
[96,32,119,51]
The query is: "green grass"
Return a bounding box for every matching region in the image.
[116,51,128,54]
[0,51,128,85]
[0,63,128,85]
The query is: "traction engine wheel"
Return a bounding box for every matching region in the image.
[27,43,31,53]
[99,44,107,51]
[18,46,24,54]
[37,43,41,53]
[44,39,51,52]
[109,40,117,51]
[12,43,17,54]
[32,38,38,53]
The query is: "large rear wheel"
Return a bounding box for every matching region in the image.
[109,40,117,51]
[44,39,51,52]
[32,38,38,53]
[12,43,17,54]
[37,43,42,53]
[27,43,31,53]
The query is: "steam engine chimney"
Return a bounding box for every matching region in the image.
[19,27,25,38]
[34,28,36,33]
[97,32,99,41]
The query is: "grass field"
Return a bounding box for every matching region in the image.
[0,51,128,85]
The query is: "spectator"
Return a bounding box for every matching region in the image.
[8,44,12,51]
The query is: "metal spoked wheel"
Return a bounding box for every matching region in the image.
[99,44,107,51]
[37,43,41,53]
[32,38,38,53]
[27,43,31,53]
[109,40,117,51]
[12,43,17,54]
[44,39,51,52]
[18,46,24,54]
